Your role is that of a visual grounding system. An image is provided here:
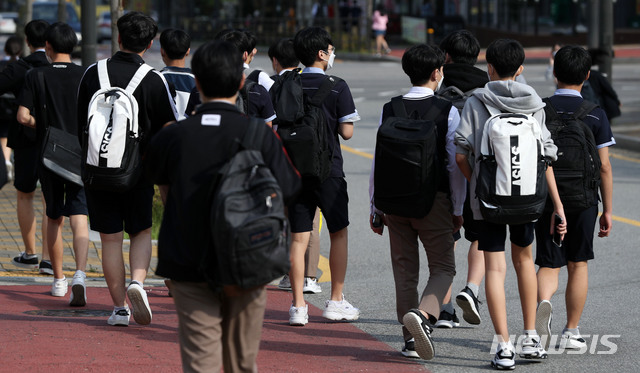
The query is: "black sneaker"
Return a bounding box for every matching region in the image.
[402,309,435,360]
[434,309,460,328]
[39,260,54,275]
[456,286,482,325]
[401,338,420,358]
[12,252,39,269]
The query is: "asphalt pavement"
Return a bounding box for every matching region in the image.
[1,41,639,372]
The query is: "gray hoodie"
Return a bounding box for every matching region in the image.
[455,80,557,220]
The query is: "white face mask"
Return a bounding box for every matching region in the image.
[436,69,444,91]
[322,49,335,70]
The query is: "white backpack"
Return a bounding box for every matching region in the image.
[475,105,548,224]
[82,59,153,191]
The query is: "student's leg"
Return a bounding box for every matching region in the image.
[222,286,267,373]
[171,281,223,373]
[101,231,127,307]
[328,227,348,301]
[375,34,383,54]
[40,193,49,262]
[290,231,310,307]
[484,249,509,342]
[129,228,152,284]
[467,240,485,286]
[511,242,538,331]
[304,208,321,279]
[47,216,64,279]
[69,215,89,271]
[17,190,37,255]
[536,267,560,302]
[565,260,588,329]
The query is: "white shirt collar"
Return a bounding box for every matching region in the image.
[404,86,435,98]
[554,88,582,97]
[302,67,325,74]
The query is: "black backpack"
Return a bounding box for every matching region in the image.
[236,78,257,115]
[202,119,291,290]
[276,75,340,185]
[373,96,446,218]
[543,98,601,211]
[269,68,305,125]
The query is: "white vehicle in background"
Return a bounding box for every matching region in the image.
[0,12,18,34]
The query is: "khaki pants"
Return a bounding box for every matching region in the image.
[386,192,456,340]
[171,281,267,373]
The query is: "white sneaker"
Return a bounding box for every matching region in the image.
[6,160,13,181]
[519,333,548,359]
[70,271,87,307]
[289,304,309,326]
[535,300,553,350]
[278,274,291,291]
[107,307,130,326]
[303,277,322,294]
[127,282,152,325]
[51,277,68,297]
[491,342,516,370]
[322,294,360,321]
[559,329,587,349]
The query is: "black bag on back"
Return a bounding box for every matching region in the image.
[202,119,291,290]
[236,78,257,115]
[373,96,445,218]
[277,75,340,185]
[269,68,305,125]
[543,98,601,211]
[436,85,476,114]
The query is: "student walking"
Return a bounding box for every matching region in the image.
[368,44,465,360]
[76,12,178,326]
[159,28,195,120]
[16,22,90,305]
[455,39,566,370]
[535,45,614,352]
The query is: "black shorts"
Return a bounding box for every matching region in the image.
[13,145,39,193]
[39,168,88,219]
[535,206,598,268]
[85,183,154,234]
[462,188,480,242]
[289,177,349,234]
[478,220,536,252]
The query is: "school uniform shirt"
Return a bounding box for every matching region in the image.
[549,89,616,149]
[19,63,85,145]
[368,86,466,216]
[145,101,301,282]
[160,66,196,120]
[244,63,275,91]
[0,50,49,149]
[76,51,179,154]
[300,67,361,178]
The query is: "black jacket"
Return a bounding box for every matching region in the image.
[442,63,489,93]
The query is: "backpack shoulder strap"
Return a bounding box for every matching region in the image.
[125,63,154,94]
[97,59,111,89]
[390,95,408,118]
[37,70,49,128]
[542,97,560,122]
[247,69,261,83]
[484,103,502,117]
[308,75,340,107]
[423,96,449,121]
[573,100,598,120]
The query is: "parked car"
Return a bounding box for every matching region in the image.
[97,11,111,43]
[32,1,82,43]
[0,12,18,34]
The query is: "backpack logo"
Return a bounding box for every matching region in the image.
[510,137,522,192]
[99,122,113,155]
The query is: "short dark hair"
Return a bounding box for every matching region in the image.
[117,11,158,53]
[25,19,49,48]
[159,28,191,60]
[191,40,243,99]
[244,29,257,51]
[294,27,332,67]
[45,22,77,54]
[485,39,525,78]
[439,30,480,65]
[554,45,592,85]
[402,44,445,85]
[268,38,299,69]
[4,35,23,57]
[215,29,251,55]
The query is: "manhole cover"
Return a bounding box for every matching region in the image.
[24,309,112,317]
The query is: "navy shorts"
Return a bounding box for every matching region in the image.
[477,220,536,252]
[39,167,88,219]
[289,177,349,234]
[85,183,154,235]
[535,206,598,268]
[13,145,39,193]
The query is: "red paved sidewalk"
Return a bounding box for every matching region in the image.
[0,285,429,373]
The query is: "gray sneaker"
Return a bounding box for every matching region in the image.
[108,307,130,326]
[70,271,87,307]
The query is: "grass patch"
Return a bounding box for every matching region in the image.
[151,185,164,240]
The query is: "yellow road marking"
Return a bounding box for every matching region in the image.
[612,215,640,227]
[610,152,640,164]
